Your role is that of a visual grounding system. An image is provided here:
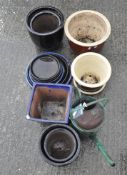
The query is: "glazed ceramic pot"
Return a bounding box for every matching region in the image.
[26,6,64,50]
[26,83,72,124]
[64,10,111,54]
[40,124,80,166]
[71,52,112,95]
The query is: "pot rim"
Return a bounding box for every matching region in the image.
[30,11,61,33]
[26,6,64,36]
[71,52,112,88]
[64,10,111,47]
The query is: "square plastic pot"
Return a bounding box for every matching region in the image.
[26,83,72,124]
[71,52,111,95]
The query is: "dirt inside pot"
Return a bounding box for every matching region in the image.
[44,128,76,160]
[68,12,107,43]
[81,73,100,84]
[76,35,95,43]
[41,99,66,120]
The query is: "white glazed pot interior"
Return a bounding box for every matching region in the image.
[71,52,111,88]
[65,10,111,47]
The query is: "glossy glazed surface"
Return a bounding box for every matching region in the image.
[26,6,64,50]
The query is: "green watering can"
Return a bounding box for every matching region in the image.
[70,88,115,167]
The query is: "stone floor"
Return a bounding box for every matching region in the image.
[0,0,127,174]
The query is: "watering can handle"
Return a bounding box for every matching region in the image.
[84,98,109,108]
[99,98,109,108]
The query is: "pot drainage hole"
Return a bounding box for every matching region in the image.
[81,73,100,84]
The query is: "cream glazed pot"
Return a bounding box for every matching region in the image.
[64,10,111,54]
[71,52,112,95]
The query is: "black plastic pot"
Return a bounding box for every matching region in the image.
[26,6,64,50]
[40,124,80,166]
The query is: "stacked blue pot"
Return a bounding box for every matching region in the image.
[26,52,72,88]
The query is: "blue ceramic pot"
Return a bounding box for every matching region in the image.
[26,6,64,51]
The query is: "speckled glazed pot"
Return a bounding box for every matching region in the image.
[26,6,64,50]
[64,10,111,54]
[71,52,112,95]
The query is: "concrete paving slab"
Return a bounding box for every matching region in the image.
[0,0,127,174]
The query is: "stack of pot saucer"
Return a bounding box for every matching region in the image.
[26,52,72,88]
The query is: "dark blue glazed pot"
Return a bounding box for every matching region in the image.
[26,6,64,51]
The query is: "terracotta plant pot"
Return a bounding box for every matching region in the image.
[71,52,112,95]
[64,10,111,54]
[40,124,80,166]
[26,83,72,124]
[26,6,64,50]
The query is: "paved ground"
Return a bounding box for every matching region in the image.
[0,0,127,174]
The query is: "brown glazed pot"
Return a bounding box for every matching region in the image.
[64,10,111,54]
[69,41,105,54]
